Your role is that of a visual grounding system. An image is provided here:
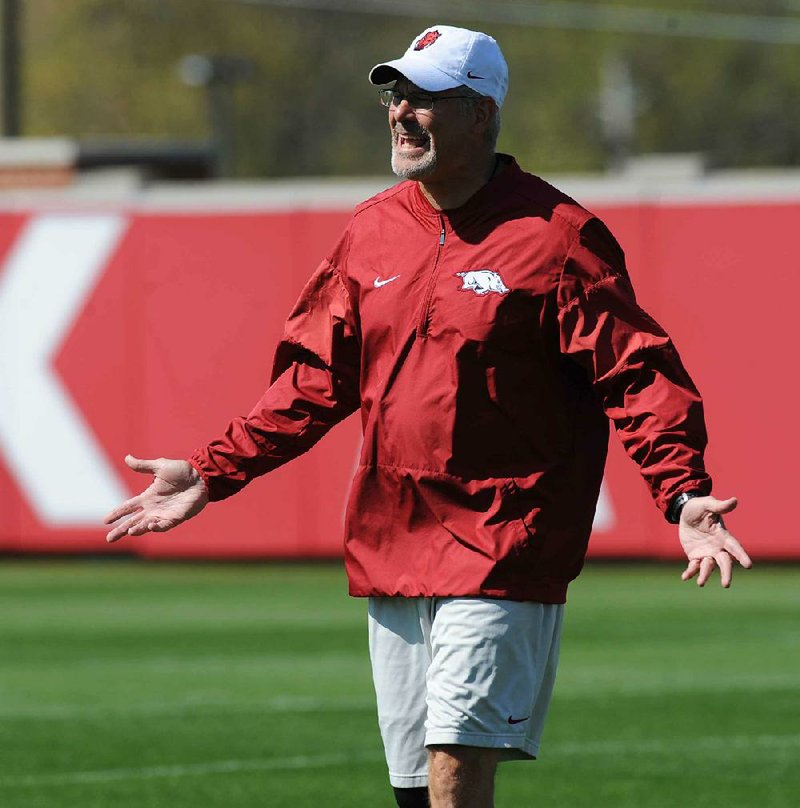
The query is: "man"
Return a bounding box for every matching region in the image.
[104,25,751,808]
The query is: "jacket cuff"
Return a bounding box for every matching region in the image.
[187,452,237,502]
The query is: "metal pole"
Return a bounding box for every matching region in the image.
[207,79,235,178]
[599,54,636,172]
[2,0,21,136]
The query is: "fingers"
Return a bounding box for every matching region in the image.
[715,551,733,588]
[127,519,155,536]
[128,518,174,536]
[103,495,144,525]
[148,519,174,533]
[124,454,162,474]
[707,495,738,515]
[723,535,752,569]
[683,547,751,588]
[696,556,716,587]
[106,513,168,542]
[104,454,165,532]
[683,556,732,587]
[106,525,127,543]
[681,558,701,581]
[105,508,143,543]
[103,456,161,524]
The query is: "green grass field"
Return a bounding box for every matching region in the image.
[0,560,797,807]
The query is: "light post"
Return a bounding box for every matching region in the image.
[1,0,21,136]
[179,54,256,177]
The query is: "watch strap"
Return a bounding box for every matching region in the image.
[667,491,703,524]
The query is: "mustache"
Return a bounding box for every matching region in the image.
[393,124,430,138]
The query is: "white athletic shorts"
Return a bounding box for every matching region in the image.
[367,596,564,789]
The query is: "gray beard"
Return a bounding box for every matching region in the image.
[391,142,438,180]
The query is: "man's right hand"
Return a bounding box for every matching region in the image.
[103,455,209,543]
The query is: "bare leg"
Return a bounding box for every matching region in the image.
[427,746,502,808]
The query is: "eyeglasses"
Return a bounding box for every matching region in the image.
[377,88,477,111]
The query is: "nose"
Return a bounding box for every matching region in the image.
[390,96,417,122]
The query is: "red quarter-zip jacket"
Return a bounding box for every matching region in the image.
[190,156,711,603]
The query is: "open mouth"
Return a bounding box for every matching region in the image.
[394,131,430,154]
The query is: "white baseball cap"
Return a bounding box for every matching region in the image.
[369,25,509,108]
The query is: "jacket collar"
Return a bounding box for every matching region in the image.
[407,154,524,231]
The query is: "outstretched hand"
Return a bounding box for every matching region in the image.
[103,455,208,543]
[679,495,751,588]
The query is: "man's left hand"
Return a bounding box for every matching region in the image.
[679,496,752,588]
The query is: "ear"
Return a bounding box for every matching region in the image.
[471,98,496,135]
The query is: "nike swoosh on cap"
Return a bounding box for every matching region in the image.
[467,71,485,79]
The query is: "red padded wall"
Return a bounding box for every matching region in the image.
[0,198,793,559]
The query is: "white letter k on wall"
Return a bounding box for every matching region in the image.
[0,215,130,525]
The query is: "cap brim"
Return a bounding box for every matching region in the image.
[369,57,461,92]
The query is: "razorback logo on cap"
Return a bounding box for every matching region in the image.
[414,30,441,51]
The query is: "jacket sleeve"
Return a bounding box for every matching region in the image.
[189,256,361,501]
[557,217,712,516]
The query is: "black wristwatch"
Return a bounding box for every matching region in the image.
[667,491,703,524]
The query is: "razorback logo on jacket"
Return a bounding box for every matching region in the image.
[456,269,510,296]
[414,30,441,50]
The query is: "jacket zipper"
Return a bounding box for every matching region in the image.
[417,216,446,338]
